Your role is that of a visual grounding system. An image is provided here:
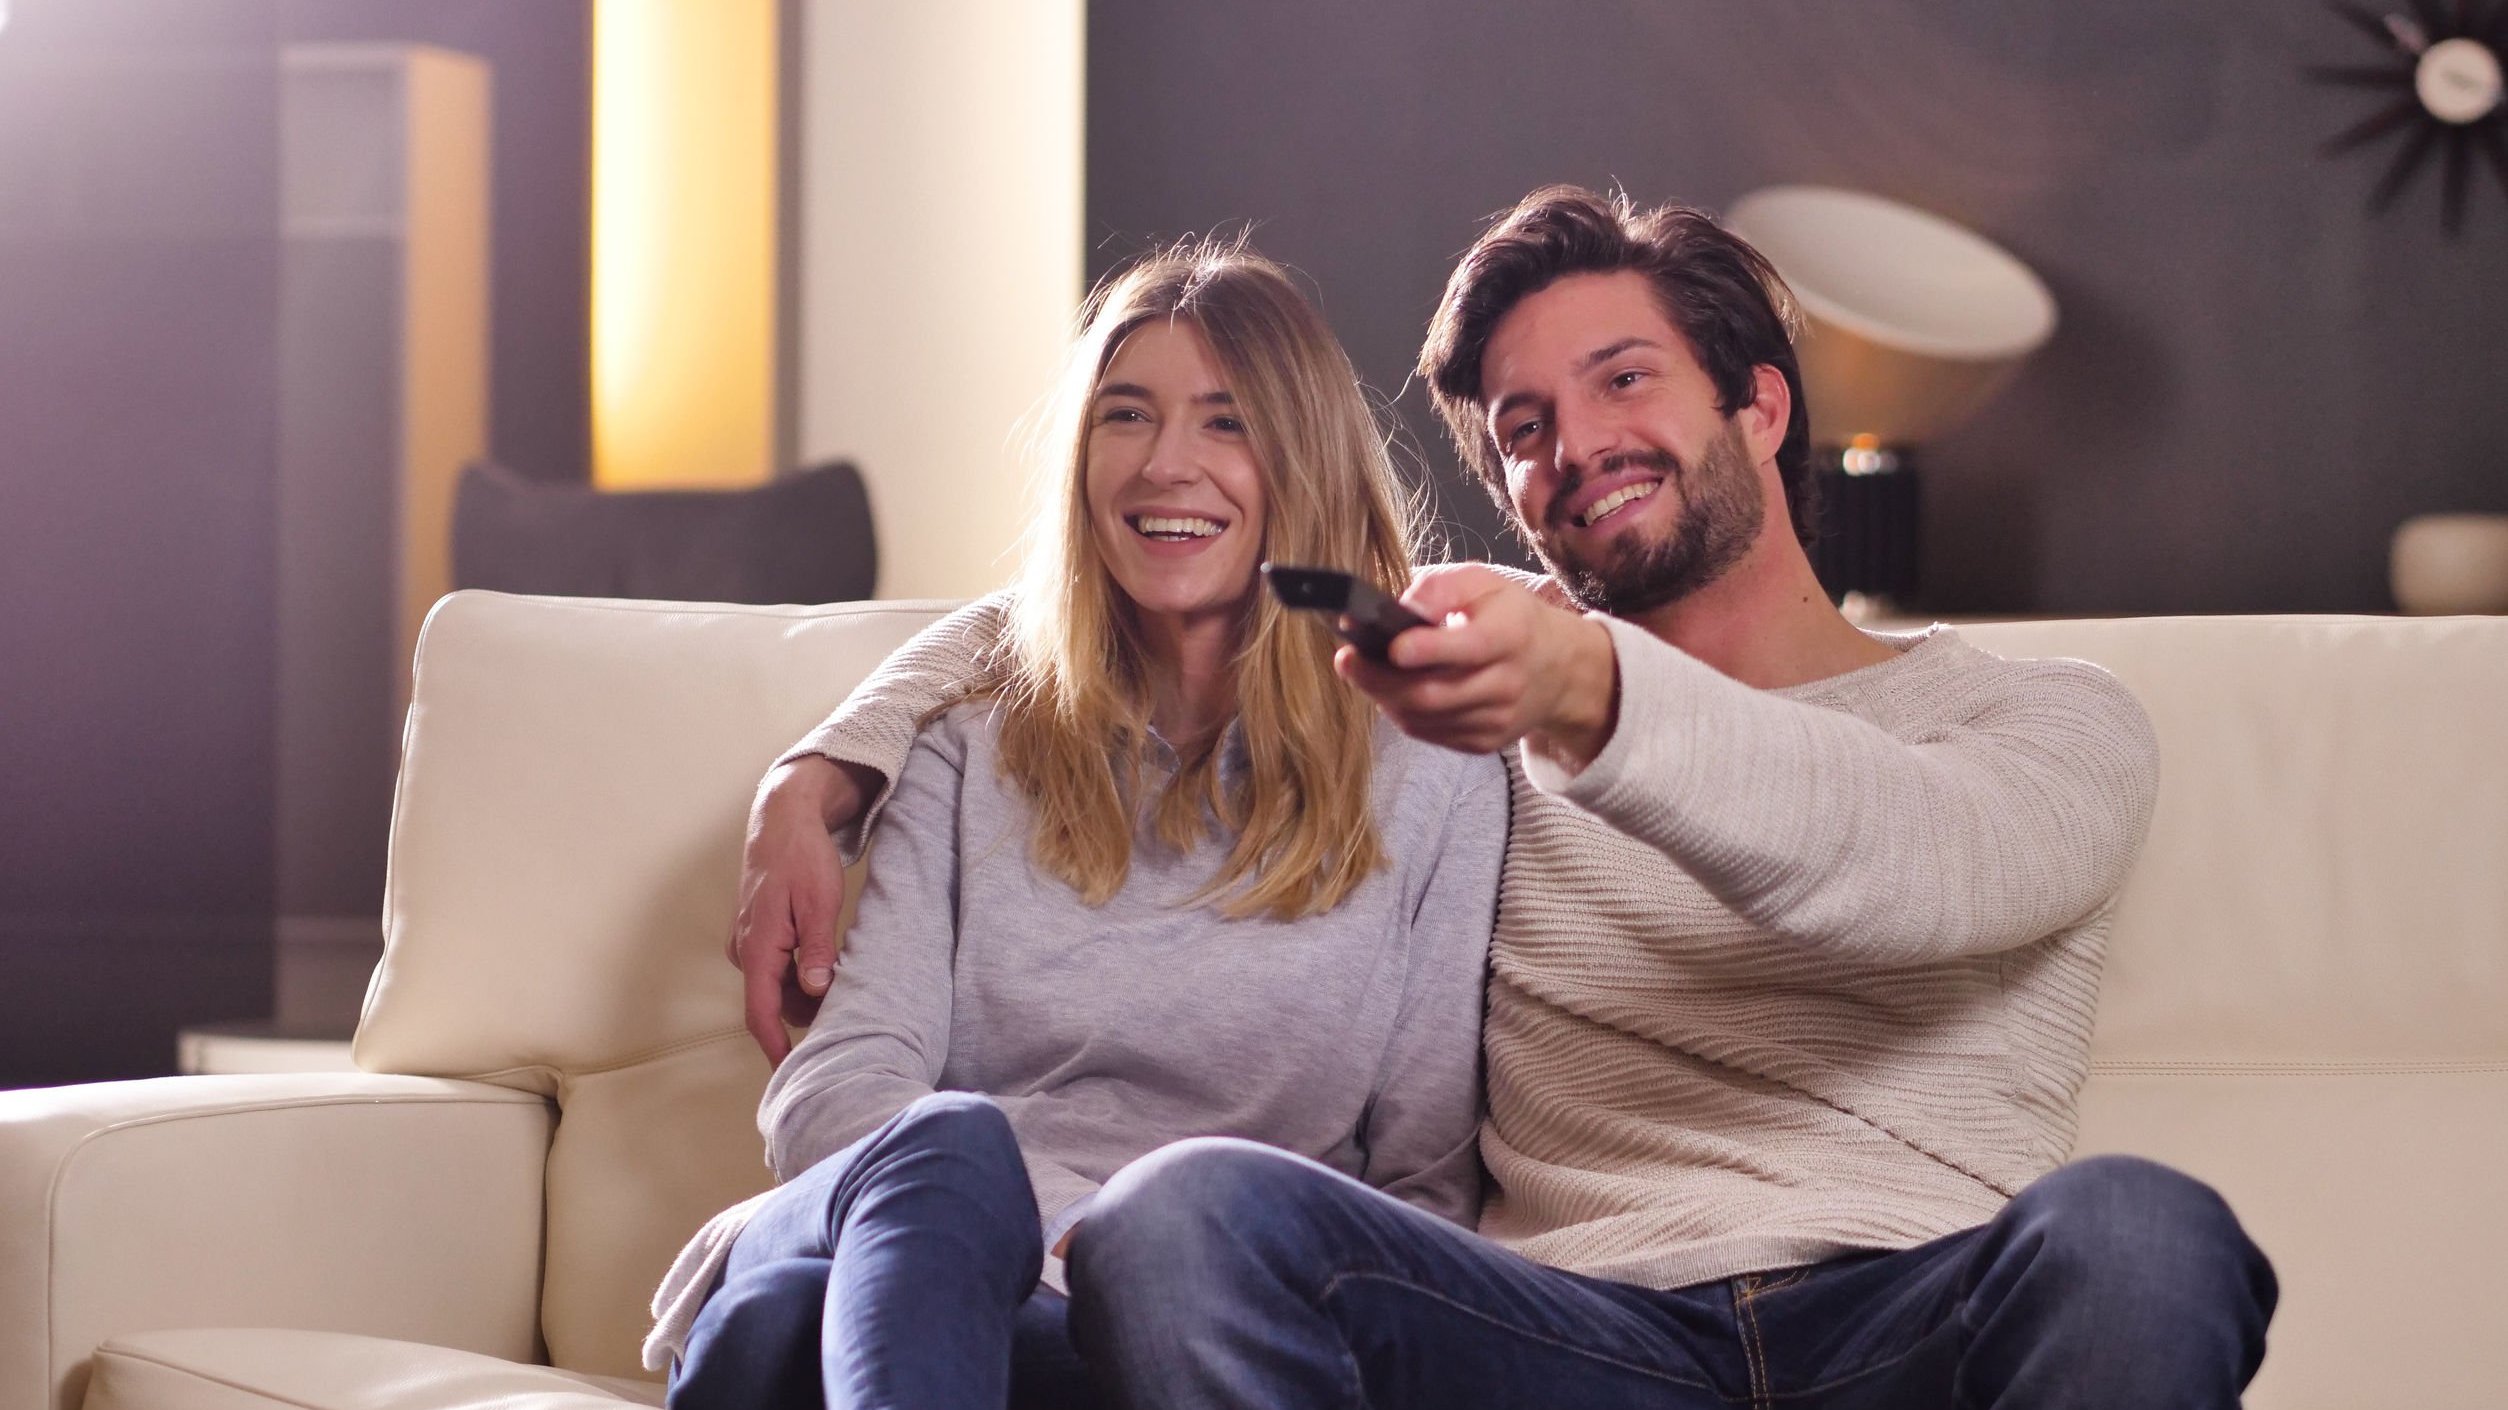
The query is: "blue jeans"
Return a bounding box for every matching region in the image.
[1066,1140,2277,1409]
[669,1091,1105,1410]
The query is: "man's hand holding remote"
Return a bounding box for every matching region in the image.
[1335,563,1619,771]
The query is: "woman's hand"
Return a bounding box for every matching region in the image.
[729,755,875,1064]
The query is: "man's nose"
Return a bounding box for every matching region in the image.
[1551,398,1618,479]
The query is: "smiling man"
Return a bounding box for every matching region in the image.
[730,187,2278,1409]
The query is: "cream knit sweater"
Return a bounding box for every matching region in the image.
[782,597,2159,1288]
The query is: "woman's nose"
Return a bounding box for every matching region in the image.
[1143,425,1202,484]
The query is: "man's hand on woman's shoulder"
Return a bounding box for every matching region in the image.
[730,754,876,1064]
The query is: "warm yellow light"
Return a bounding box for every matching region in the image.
[592,0,776,489]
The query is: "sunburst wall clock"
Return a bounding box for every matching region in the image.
[2309,1,2508,233]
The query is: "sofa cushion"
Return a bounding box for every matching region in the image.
[1959,614,2508,1064]
[84,1329,662,1410]
[356,595,952,1376]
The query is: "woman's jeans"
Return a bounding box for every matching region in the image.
[668,1091,1099,1410]
[1065,1140,2279,1410]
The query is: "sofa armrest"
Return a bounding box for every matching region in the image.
[0,1072,555,1410]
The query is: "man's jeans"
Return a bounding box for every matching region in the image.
[1066,1139,2277,1410]
[669,1091,1100,1410]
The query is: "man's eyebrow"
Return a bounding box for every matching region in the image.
[1095,382,1235,404]
[1578,337,1663,372]
[1488,389,1539,427]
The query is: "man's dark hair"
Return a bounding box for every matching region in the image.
[1419,185,1819,547]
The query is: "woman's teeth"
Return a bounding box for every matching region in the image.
[1577,481,1659,527]
[1133,515,1225,540]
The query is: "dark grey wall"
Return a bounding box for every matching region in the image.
[0,0,587,1086]
[1086,0,2508,614]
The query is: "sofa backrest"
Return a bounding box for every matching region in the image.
[1960,615,2508,1410]
[363,597,2507,1402]
[357,592,950,1378]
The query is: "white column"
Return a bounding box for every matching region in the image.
[796,1,1086,601]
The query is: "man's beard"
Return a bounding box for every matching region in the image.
[1531,421,1765,616]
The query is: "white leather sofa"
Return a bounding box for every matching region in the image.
[3,592,2502,1409]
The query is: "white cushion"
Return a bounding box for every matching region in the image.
[85,1329,663,1410]
[356,594,952,1377]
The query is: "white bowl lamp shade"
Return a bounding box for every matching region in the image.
[1726,186,2057,447]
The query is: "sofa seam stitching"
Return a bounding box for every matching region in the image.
[90,1343,335,1410]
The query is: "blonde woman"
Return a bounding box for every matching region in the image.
[649,240,1505,1410]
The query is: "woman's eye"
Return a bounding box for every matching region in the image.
[1097,406,1148,425]
[1210,415,1245,434]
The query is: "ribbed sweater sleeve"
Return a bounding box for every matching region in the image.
[778,592,1013,860]
[1522,617,2158,965]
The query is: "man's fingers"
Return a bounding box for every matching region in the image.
[1400,561,1514,616]
[1383,619,1503,672]
[739,883,802,1063]
[1340,646,1507,713]
[792,896,839,994]
[743,945,793,1066]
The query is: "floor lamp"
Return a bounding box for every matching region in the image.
[1727,186,2057,617]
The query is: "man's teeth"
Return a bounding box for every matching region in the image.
[1577,481,1660,527]
[1134,515,1225,540]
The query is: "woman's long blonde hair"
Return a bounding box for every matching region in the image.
[986,236,1420,920]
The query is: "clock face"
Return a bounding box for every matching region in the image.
[2418,36,2504,123]
[2309,3,2508,234]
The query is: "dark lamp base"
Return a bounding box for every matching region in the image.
[1809,443,1920,608]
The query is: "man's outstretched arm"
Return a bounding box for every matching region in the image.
[732,593,1012,1062]
[1341,565,2157,965]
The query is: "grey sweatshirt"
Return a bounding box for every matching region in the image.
[645,692,1504,1369]
[735,593,2159,1297]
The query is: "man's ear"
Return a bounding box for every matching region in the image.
[1741,364,1791,466]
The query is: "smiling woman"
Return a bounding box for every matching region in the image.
[654,238,1503,1410]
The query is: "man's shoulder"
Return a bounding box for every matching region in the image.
[1850,631,2157,781]
[1825,627,2138,713]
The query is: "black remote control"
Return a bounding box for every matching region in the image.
[1261,563,1432,663]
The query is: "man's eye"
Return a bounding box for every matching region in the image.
[1610,369,1645,390]
[1504,419,1541,446]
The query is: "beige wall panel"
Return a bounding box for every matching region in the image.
[798,1,1086,600]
